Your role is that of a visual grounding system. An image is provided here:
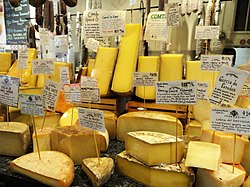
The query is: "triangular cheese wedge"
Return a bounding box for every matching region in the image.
[82,157,114,187]
[10,151,74,187]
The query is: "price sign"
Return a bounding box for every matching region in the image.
[195,26,220,40]
[63,84,81,103]
[54,35,68,59]
[133,72,158,87]
[60,67,70,84]
[18,47,28,69]
[197,82,209,100]
[39,28,50,45]
[166,3,180,27]
[211,108,250,135]
[32,59,55,75]
[78,107,105,133]
[156,80,197,105]
[81,87,100,103]
[19,94,44,116]
[201,55,233,71]
[86,38,100,52]
[81,76,98,88]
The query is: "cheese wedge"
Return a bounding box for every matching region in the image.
[0,122,30,156]
[10,151,74,187]
[87,59,95,77]
[82,157,114,187]
[91,47,118,96]
[135,56,160,100]
[195,164,246,187]
[51,126,107,165]
[116,151,195,187]
[185,141,221,170]
[184,120,202,137]
[55,91,72,113]
[192,99,212,123]
[0,52,13,71]
[32,128,53,152]
[159,54,183,81]
[111,24,141,94]
[59,107,79,127]
[125,131,184,166]
[243,175,250,187]
[116,111,183,141]
[200,130,245,164]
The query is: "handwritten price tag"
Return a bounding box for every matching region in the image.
[19,94,44,116]
[81,87,100,103]
[81,76,98,88]
[133,72,158,87]
[201,55,233,71]
[195,26,220,40]
[63,84,81,103]
[32,59,55,75]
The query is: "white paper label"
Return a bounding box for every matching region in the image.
[0,75,20,108]
[197,82,209,100]
[99,11,126,36]
[209,67,249,106]
[60,67,70,85]
[19,94,44,116]
[86,38,100,52]
[18,47,28,69]
[201,55,233,71]
[133,72,158,87]
[81,76,98,88]
[165,3,180,27]
[211,108,250,135]
[63,84,81,103]
[32,59,55,75]
[156,80,197,105]
[81,87,100,103]
[78,107,105,133]
[39,28,51,45]
[195,26,220,40]
[144,11,168,41]
[54,35,68,59]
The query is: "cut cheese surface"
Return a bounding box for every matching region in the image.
[159,54,183,81]
[59,107,78,127]
[87,59,95,77]
[10,151,74,187]
[103,110,117,139]
[242,137,250,175]
[116,111,183,141]
[91,47,118,96]
[0,52,13,71]
[184,120,202,137]
[135,56,160,100]
[192,99,213,123]
[0,122,30,156]
[185,141,221,170]
[82,157,114,187]
[116,151,195,187]
[125,131,184,165]
[33,128,53,152]
[195,164,246,187]
[111,24,141,94]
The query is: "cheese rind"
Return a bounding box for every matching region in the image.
[192,100,212,123]
[125,131,184,166]
[116,111,183,141]
[116,151,195,187]
[10,151,74,187]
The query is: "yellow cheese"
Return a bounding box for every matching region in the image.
[103,110,117,139]
[185,141,221,170]
[0,52,13,71]
[196,164,246,187]
[192,100,212,123]
[111,24,141,94]
[200,130,245,164]
[51,126,107,165]
[10,151,74,187]
[116,151,195,187]
[28,48,38,61]
[235,96,250,109]
[125,131,184,166]
[116,111,183,141]
[0,71,7,75]
[0,122,30,156]
[82,157,114,187]
[48,62,73,83]
[184,120,202,137]
[91,47,118,96]
[19,87,43,95]
[242,136,250,175]
[159,54,183,81]
[135,56,160,100]
[32,128,53,152]
[87,59,95,77]
[243,175,250,187]
[36,74,46,88]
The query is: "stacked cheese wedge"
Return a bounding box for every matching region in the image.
[116,131,195,186]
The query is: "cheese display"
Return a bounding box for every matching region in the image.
[0,52,13,71]
[192,100,212,123]
[195,164,246,187]
[184,120,202,137]
[125,131,184,166]
[135,56,160,100]
[32,128,53,152]
[82,157,114,187]
[10,151,74,187]
[111,24,141,94]
[242,136,250,175]
[185,141,221,170]
[0,122,30,156]
[116,151,195,187]
[200,130,245,164]
[159,54,183,81]
[91,47,118,96]
[87,59,95,77]
[51,126,108,165]
[116,111,183,141]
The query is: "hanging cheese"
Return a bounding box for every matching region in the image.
[116,111,183,141]
[184,120,202,137]
[32,128,53,152]
[91,47,118,96]
[135,56,160,100]
[0,52,13,72]
[159,54,183,81]
[116,151,195,187]
[111,24,141,94]
[87,59,95,77]
[125,131,184,166]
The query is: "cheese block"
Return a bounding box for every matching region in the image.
[59,107,78,127]
[243,175,250,187]
[135,56,160,100]
[116,111,183,141]
[91,47,118,96]
[201,119,211,130]
[184,120,202,137]
[36,74,45,88]
[55,91,72,113]
[200,130,245,164]
[51,126,108,165]
[103,110,117,139]
[0,52,13,71]
[19,86,43,95]
[235,96,250,109]
[242,136,250,175]
[185,141,221,170]
[28,48,38,61]
[87,59,95,77]
[195,164,246,187]
[48,62,74,83]
[32,128,53,152]
[82,157,114,187]
[192,99,212,123]
[0,122,30,156]
[125,131,184,166]
[116,151,195,187]
[10,151,74,187]
[111,24,141,94]
[159,54,183,81]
